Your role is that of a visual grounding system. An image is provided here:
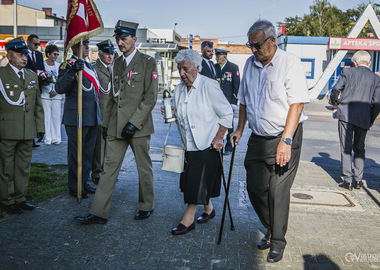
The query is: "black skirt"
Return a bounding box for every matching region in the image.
[180,148,222,205]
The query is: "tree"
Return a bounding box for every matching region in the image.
[279,0,380,37]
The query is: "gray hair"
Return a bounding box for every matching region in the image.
[352,50,371,64]
[174,49,202,72]
[247,20,277,39]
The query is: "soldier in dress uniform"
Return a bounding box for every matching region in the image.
[91,40,115,184]
[55,40,101,199]
[0,37,45,214]
[215,48,240,155]
[75,20,158,224]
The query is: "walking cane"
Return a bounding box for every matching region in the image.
[217,136,237,245]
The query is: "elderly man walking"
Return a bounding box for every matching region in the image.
[330,50,380,190]
[231,20,309,263]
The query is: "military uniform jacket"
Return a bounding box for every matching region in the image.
[55,58,101,127]
[103,50,158,139]
[215,61,240,105]
[0,64,44,140]
[93,59,111,119]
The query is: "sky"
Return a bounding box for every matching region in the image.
[19,0,372,44]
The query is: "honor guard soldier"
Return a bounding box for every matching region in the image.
[0,37,45,214]
[91,39,115,184]
[75,20,158,224]
[215,48,240,155]
[56,39,101,199]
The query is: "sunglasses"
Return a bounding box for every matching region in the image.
[202,41,213,47]
[33,43,40,47]
[53,53,59,56]
[246,37,271,50]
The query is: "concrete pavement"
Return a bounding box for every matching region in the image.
[0,99,379,269]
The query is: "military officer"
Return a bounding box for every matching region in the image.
[75,20,158,224]
[91,40,115,184]
[55,40,101,199]
[0,37,45,214]
[215,48,240,155]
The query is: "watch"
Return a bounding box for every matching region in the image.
[281,138,292,145]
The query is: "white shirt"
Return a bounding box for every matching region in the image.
[123,48,137,67]
[41,61,62,100]
[174,74,233,151]
[238,48,310,137]
[28,51,35,62]
[9,63,24,78]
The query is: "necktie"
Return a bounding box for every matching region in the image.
[18,71,25,85]
[209,60,215,77]
[32,52,36,69]
[123,60,127,70]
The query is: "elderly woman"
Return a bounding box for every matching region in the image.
[171,49,233,235]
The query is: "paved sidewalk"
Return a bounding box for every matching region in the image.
[0,100,379,270]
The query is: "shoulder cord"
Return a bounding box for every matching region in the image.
[0,78,25,106]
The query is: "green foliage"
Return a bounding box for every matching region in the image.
[279,0,380,37]
[0,163,67,218]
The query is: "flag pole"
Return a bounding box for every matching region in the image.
[77,39,83,203]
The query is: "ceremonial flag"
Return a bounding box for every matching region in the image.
[63,0,104,65]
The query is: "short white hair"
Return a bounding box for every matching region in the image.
[352,50,371,64]
[247,20,277,39]
[174,49,202,72]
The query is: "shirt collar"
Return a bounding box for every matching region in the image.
[123,48,137,66]
[192,74,201,90]
[252,46,280,68]
[9,63,23,75]
[98,58,109,69]
[220,61,227,70]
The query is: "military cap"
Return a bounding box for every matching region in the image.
[5,37,30,54]
[215,48,229,55]
[96,39,115,54]
[114,20,139,37]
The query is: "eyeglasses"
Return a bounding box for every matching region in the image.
[246,37,271,50]
[33,43,40,47]
[53,53,59,56]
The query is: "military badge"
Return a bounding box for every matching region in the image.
[5,84,10,89]
[236,71,240,76]
[10,91,14,96]
[152,72,158,80]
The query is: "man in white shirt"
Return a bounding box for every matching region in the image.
[231,20,310,263]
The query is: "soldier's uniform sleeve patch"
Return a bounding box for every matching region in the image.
[152,72,158,80]
[236,71,240,76]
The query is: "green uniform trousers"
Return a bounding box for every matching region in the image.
[90,135,154,219]
[92,125,106,180]
[0,139,33,205]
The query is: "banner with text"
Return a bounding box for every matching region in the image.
[329,37,380,51]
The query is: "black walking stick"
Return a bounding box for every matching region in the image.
[217,136,237,245]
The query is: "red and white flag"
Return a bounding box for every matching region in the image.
[63,0,104,64]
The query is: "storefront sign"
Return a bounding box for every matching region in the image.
[329,37,380,51]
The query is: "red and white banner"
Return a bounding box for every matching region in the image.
[64,0,104,62]
[329,37,380,51]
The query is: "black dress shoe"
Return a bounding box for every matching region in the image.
[75,214,107,224]
[257,232,271,250]
[196,208,215,224]
[338,181,352,190]
[69,190,89,199]
[84,185,96,194]
[267,248,284,263]
[172,222,195,235]
[134,210,153,220]
[354,181,364,189]
[18,201,35,210]
[3,204,23,214]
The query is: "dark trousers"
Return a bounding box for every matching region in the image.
[338,120,367,183]
[65,125,98,193]
[244,124,302,249]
